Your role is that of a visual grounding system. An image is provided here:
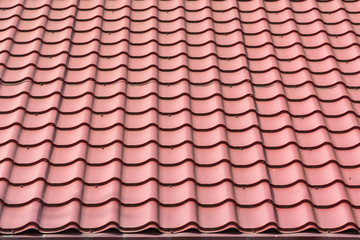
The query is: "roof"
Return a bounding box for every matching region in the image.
[0,0,360,237]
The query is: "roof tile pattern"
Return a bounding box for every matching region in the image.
[0,0,360,234]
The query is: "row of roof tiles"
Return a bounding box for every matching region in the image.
[1,160,360,186]
[2,54,360,72]
[1,142,360,167]
[0,81,359,99]
[1,28,360,45]
[2,181,360,207]
[1,201,359,233]
[0,0,358,12]
[1,92,360,115]
[2,122,360,147]
[1,69,359,86]
[1,18,360,34]
[2,108,360,132]
[2,43,360,61]
[1,8,359,24]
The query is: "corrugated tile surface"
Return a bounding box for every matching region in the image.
[0,0,360,234]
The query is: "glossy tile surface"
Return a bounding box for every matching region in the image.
[0,0,360,234]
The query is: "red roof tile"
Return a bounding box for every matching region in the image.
[0,0,360,235]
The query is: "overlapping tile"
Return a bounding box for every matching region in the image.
[0,0,360,235]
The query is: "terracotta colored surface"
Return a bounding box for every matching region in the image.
[0,0,360,234]
[1,232,360,240]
